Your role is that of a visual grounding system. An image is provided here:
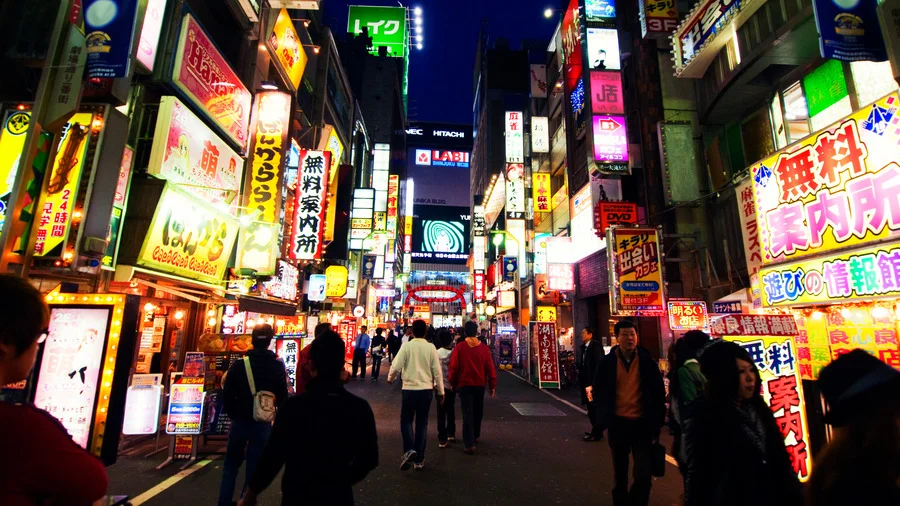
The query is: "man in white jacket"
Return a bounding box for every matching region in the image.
[387,319,444,471]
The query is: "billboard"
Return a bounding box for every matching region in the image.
[407,147,470,207]
[609,227,666,315]
[591,71,625,114]
[410,205,470,264]
[347,5,408,58]
[586,28,621,71]
[593,115,629,163]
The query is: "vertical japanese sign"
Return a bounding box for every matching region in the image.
[505,163,525,215]
[736,178,762,274]
[102,146,133,269]
[530,64,548,98]
[608,227,666,315]
[711,315,812,482]
[812,0,888,62]
[172,14,252,152]
[533,321,560,388]
[339,319,358,361]
[239,91,290,275]
[667,301,709,330]
[387,175,399,239]
[505,111,524,163]
[276,339,299,389]
[136,0,168,72]
[533,173,551,213]
[47,25,86,130]
[34,112,94,257]
[532,116,549,153]
[561,0,584,91]
[83,0,139,78]
[290,151,331,260]
[474,271,485,302]
[590,71,625,114]
[269,8,308,90]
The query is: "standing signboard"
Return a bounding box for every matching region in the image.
[532,321,560,388]
[165,377,205,434]
[608,227,666,315]
[122,374,163,435]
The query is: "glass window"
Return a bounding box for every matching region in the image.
[782,82,810,144]
[851,60,899,107]
[770,93,788,149]
[803,60,852,131]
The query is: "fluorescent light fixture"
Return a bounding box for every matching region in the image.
[405,178,414,215]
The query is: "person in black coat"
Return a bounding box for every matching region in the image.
[684,340,802,506]
[591,320,665,506]
[577,327,606,441]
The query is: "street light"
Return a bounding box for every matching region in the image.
[543,7,564,18]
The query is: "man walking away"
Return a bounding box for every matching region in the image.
[387,319,444,470]
[387,330,400,362]
[435,330,457,447]
[591,320,665,506]
[219,324,289,506]
[578,327,605,441]
[449,321,497,455]
[370,328,386,381]
[351,326,371,379]
[238,331,378,506]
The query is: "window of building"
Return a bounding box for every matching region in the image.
[781,81,810,144]
[850,60,898,108]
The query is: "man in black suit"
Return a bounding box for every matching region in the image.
[578,327,605,441]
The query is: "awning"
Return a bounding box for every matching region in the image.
[238,296,299,317]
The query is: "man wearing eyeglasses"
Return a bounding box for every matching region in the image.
[0,275,109,505]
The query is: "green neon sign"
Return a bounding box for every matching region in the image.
[347,5,408,58]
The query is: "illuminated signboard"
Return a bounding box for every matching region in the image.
[639,0,678,38]
[137,185,239,283]
[325,265,349,298]
[136,0,168,71]
[590,71,624,114]
[534,233,552,274]
[473,236,486,271]
[594,201,638,235]
[415,149,470,167]
[347,5,408,58]
[533,321,561,388]
[608,227,666,315]
[290,150,331,260]
[83,0,139,78]
[387,174,399,238]
[533,173,551,213]
[736,178,762,274]
[532,116,550,153]
[505,163,526,215]
[148,96,243,211]
[0,110,28,232]
[536,306,557,322]
[411,205,470,264]
[561,0,583,91]
[667,300,709,330]
[308,274,327,302]
[172,13,252,151]
[673,0,742,72]
[593,115,629,163]
[751,93,900,266]
[547,263,575,291]
[586,28,621,71]
[166,378,205,434]
[34,112,94,257]
[269,8,308,91]
[586,0,616,19]
[505,111,524,163]
[263,260,300,301]
[239,91,290,275]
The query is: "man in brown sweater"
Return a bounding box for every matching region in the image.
[591,320,666,506]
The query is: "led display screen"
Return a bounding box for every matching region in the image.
[410,205,470,264]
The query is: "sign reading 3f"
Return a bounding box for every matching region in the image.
[347,5,409,58]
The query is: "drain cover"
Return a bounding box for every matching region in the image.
[510,402,567,416]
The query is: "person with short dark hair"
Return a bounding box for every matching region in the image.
[351,325,371,379]
[669,330,710,475]
[0,275,109,505]
[591,320,665,506]
[387,319,444,470]
[219,324,289,506]
[239,331,378,506]
[449,320,497,454]
[435,330,457,447]
[578,327,605,441]
[370,328,386,382]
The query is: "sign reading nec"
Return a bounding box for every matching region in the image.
[407,128,424,135]
[433,130,465,138]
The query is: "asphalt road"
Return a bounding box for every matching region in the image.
[107,368,683,505]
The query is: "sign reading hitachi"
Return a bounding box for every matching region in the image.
[407,128,466,138]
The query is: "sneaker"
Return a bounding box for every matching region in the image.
[414,461,425,470]
[447,436,456,442]
[439,441,448,448]
[400,450,417,471]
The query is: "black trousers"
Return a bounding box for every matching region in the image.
[351,349,367,378]
[608,416,653,506]
[458,386,485,449]
[371,355,383,379]
[587,400,601,436]
[436,389,456,442]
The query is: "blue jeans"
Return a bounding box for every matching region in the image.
[400,389,433,463]
[217,418,272,506]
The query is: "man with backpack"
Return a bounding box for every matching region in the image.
[218,324,289,506]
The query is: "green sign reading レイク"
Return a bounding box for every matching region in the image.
[347,5,408,58]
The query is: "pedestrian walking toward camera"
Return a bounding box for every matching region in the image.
[351,326,371,379]
[218,324,289,506]
[592,320,665,506]
[684,340,802,506]
[387,319,444,470]
[577,327,605,442]
[238,331,378,506]
[370,328,386,381]
[449,320,497,455]
[435,330,457,447]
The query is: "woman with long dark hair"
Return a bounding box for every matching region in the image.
[684,340,802,506]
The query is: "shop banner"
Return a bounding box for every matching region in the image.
[736,178,762,274]
[719,334,813,482]
[668,300,709,330]
[474,271,485,302]
[536,306,557,322]
[275,339,300,389]
[640,0,678,38]
[813,0,888,62]
[533,321,560,388]
[547,263,575,291]
[530,64,548,98]
[709,314,800,337]
[269,8,308,90]
[533,173,551,213]
[592,115,628,163]
[35,112,94,257]
[290,150,330,260]
[136,0,168,71]
[593,201,638,235]
[505,112,524,163]
[165,378,205,434]
[0,110,31,231]
[172,13,252,151]
[751,93,900,266]
[148,96,243,211]
[608,227,666,315]
[590,71,625,114]
[137,185,240,284]
[83,0,139,78]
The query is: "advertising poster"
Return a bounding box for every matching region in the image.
[183,352,205,378]
[591,71,625,114]
[166,378,205,434]
[83,0,139,78]
[386,175,399,238]
[34,112,93,257]
[667,301,709,330]
[290,150,331,260]
[139,314,166,352]
[533,321,560,388]
[593,201,638,235]
[148,96,243,210]
[264,260,300,301]
[269,8,308,90]
[308,274,327,302]
[586,28,621,70]
[813,0,888,62]
[592,115,629,163]
[0,109,30,231]
[347,5,408,58]
[137,185,239,284]
[34,307,112,449]
[172,14,252,151]
[608,227,666,315]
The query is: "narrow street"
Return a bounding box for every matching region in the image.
[107,370,683,505]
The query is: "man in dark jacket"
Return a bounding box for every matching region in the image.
[239,331,378,506]
[577,327,605,441]
[218,324,289,506]
[370,328,386,382]
[591,320,666,506]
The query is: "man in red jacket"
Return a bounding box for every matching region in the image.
[448,321,497,454]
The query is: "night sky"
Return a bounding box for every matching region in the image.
[325,0,558,125]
